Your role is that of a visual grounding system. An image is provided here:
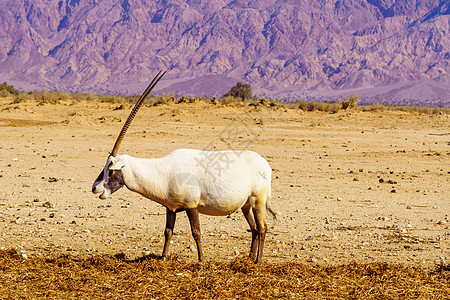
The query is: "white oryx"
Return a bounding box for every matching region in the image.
[92,71,274,263]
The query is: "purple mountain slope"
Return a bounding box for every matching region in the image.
[0,0,448,105]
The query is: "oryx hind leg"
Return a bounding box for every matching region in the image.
[252,190,268,264]
[241,199,258,260]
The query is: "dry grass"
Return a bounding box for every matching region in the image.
[0,250,448,299]
[3,87,448,114]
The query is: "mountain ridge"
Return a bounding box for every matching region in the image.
[0,0,448,105]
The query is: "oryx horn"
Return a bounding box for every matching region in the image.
[110,70,167,157]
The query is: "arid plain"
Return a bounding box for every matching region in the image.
[0,98,448,269]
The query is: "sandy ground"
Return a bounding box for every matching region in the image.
[0,98,449,268]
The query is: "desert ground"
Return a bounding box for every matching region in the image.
[0,97,449,270]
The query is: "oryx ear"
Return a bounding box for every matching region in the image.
[108,160,125,170]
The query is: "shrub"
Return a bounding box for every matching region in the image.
[223,82,252,100]
[220,95,246,107]
[99,94,126,103]
[0,82,19,96]
[341,94,360,110]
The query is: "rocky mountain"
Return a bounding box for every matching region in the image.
[0,0,448,105]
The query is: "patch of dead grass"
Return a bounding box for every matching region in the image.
[0,249,448,299]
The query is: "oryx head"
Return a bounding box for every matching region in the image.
[92,70,166,199]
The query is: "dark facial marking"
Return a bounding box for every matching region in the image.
[106,170,125,194]
[95,170,104,183]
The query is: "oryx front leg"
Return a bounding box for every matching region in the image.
[162,208,176,260]
[186,208,204,262]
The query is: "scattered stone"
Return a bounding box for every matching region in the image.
[306,237,313,241]
[234,249,240,256]
[83,229,91,233]
[189,245,196,252]
[43,201,54,208]
[307,257,318,263]
[437,220,447,225]
[406,205,412,209]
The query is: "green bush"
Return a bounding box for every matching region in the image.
[0,82,19,96]
[223,82,252,100]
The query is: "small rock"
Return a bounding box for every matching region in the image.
[306,237,313,241]
[234,249,240,256]
[437,220,447,225]
[307,257,318,263]
[43,201,54,208]
[337,197,343,201]
[406,205,412,209]
[83,229,91,233]
[189,245,196,252]
[405,224,412,228]
[21,253,28,259]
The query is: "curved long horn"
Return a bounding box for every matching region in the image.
[110,70,167,156]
